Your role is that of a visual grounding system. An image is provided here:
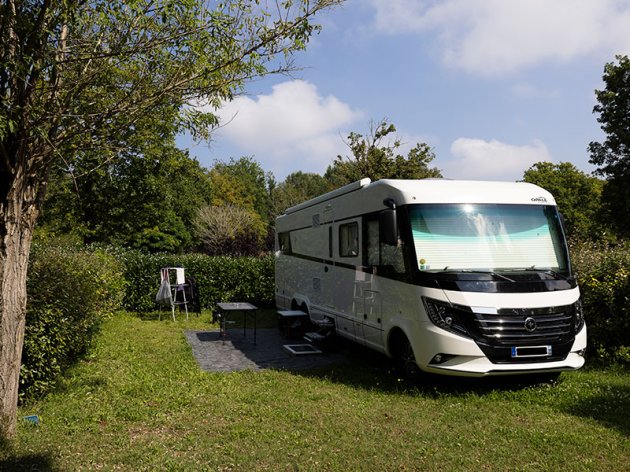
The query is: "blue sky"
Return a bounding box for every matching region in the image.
[179,0,630,182]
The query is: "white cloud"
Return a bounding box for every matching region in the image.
[444,138,552,180]
[211,80,362,178]
[369,0,630,75]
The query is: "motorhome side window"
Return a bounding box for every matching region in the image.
[366,218,405,273]
[339,222,359,257]
[278,232,292,254]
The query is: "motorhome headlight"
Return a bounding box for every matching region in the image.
[574,299,585,334]
[422,297,470,338]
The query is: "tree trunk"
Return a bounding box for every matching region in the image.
[0,170,39,438]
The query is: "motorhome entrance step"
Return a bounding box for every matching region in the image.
[304,332,328,343]
[283,344,323,356]
[312,317,334,328]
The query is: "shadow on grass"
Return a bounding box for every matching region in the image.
[561,379,630,437]
[301,340,630,435]
[48,373,108,398]
[297,336,559,397]
[0,454,55,472]
[0,438,55,471]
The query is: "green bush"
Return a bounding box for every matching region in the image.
[118,250,275,312]
[21,242,126,400]
[571,239,630,365]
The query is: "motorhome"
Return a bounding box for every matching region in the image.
[274,178,586,377]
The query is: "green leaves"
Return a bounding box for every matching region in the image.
[522,162,605,240]
[20,240,275,400]
[40,121,213,252]
[2,0,341,180]
[21,242,127,401]
[571,240,630,365]
[588,55,630,237]
[118,250,275,312]
[325,119,442,186]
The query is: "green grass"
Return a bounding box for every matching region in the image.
[2,311,629,471]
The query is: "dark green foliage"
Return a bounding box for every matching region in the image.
[21,243,274,400]
[119,250,275,312]
[0,0,341,436]
[40,124,213,253]
[571,240,630,365]
[210,157,274,221]
[325,119,442,187]
[588,55,630,237]
[21,243,126,400]
[522,162,605,240]
[271,172,333,217]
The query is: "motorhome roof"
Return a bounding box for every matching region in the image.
[282,178,556,216]
[284,178,371,214]
[372,179,557,206]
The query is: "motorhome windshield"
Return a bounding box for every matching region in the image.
[409,204,569,274]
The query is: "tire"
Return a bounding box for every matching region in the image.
[396,335,421,381]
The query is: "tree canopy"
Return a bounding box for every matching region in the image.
[325,119,442,187]
[209,156,274,221]
[271,171,333,217]
[522,162,605,240]
[40,107,213,252]
[588,55,630,237]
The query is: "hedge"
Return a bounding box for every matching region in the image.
[22,242,126,400]
[21,244,273,400]
[117,250,275,312]
[20,237,627,402]
[571,240,630,365]
[116,245,630,365]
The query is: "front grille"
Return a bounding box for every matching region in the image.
[467,305,576,364]
[473,307,574,346]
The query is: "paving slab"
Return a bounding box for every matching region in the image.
[185,328,347,372]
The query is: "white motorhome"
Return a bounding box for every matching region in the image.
[274,178,587,377]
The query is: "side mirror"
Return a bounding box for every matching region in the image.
[379,208,398,246]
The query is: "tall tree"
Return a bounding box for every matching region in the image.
[522,162,605,240]
[209,156,273,221]
[325,119,442,187]
[0,0,340,437]
[206,156,274,253]
[588,55,630,237]
[271,171,333,217]
[40,106,213,252]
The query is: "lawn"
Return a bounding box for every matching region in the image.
[1,311,629,471]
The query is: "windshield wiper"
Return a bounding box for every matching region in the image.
[440,268,515,282]
[524,266,569,280]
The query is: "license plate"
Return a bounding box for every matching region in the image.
[511,346,552,358]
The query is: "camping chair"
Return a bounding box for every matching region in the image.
[155,267,189,320]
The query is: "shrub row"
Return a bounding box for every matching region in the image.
[116,250,275,312]
[571,240,630,365]
[22,243,126,400]
[22,244,275,400]
[22,237,627,401]
[118,245,629,366]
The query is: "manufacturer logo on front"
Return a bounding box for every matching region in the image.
[531,196,547,203]
[524,317,537,332]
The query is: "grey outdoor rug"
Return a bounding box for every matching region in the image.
[185,328,347,372]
